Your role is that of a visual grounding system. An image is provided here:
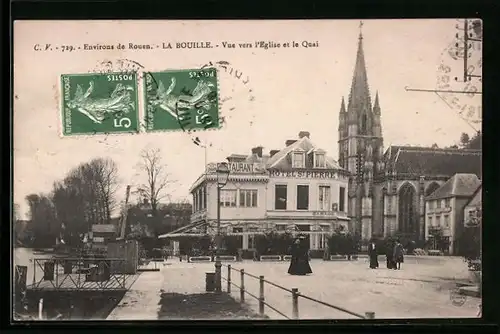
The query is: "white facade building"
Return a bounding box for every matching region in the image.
[186,131,351,251]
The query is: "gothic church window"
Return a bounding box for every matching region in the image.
[398,183,417,235]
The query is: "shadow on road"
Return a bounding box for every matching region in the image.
[157,292,267,320]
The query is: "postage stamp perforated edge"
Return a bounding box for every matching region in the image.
[143,67,223,134]
[57,59,146,139]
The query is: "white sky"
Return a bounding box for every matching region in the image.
[13,19,481,219]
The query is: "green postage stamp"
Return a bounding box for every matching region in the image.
[144,68,220,132]
[61,73,140,135]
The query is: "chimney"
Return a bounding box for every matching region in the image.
[251,146,263,158]
[298,131,310,139]
[270,149,280,157]
[285,140,297,147]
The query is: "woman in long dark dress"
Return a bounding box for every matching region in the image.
[368,239,379,269]
[288,237,313,275]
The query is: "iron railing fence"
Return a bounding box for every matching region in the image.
[221,264,375,320]
[30,257,128,291]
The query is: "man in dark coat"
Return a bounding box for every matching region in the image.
[368,239,379,269]
[288,236,313,275]
[393,239,405,270]
[385,239,396,269]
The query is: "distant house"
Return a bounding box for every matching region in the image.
[424,173,481,255]
[464,185,481,228]
[91,222,119,249]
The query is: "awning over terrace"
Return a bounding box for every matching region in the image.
[158,220,210,239]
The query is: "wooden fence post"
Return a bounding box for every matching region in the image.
[365,311,375,319]
[227,265,232,293]
[292,288,299,319]
[240,269,245,302]
[259,275,265,315]
[38,298,44,320]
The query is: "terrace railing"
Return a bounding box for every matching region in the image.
[30,257,128,291]
[221,264,375,320]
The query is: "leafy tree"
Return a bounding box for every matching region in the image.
[25,193,58,247]
[460,132,470,147]
[51,157,119,245]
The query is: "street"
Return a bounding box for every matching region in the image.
[107,256,480,320]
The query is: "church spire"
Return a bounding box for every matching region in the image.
[340,96,346,113]
[373,91,381,114]
[348,21,372,114]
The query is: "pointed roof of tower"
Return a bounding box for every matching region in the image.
[373,91,380,114]
[348,22,372,113]
[340,96,346,113]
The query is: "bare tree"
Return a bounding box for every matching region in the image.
[137,148,176,217]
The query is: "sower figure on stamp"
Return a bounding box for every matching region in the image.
[288,235,313,276]
[393,239,405,270]
[368,239,379,269]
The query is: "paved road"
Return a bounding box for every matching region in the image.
[107,256,481,320]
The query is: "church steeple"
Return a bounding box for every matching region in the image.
[347,21,372,115]
[373,91,381,115]
[340,96,346,113]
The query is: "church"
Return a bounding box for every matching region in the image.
[338,28,482,243]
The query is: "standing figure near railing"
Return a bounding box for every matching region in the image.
[288,235,313,276]
[368,239,379,269]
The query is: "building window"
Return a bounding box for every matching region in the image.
[445,198,451,207]
[297,185,309,210]
[198,188,203,211]
[339,187,346,212]
[428,216,433,227]
[428,201,434,210]
[292,152,305,168]
[220,190,237,207]
[318,234,328,249]
[435,215,441,227]
[314,153,326,168]
[444,215,450,228]
[275,185,287,210]
[436,200,441,208]
[318,186,331,211]
[203,186,207,209]
[240,189,258,207]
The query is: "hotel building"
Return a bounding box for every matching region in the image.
[184,131,351,251]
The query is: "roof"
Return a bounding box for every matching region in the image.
[91,224,117,233]
[384,146,481,177]
[267,136,344,171]
[425,173,481,200]
[465,185,482,207]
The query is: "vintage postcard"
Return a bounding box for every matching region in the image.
[13,19,482,321]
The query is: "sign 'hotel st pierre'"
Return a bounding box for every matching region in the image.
[221,162,339,179]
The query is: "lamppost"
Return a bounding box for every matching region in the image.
[215,162,230,293]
